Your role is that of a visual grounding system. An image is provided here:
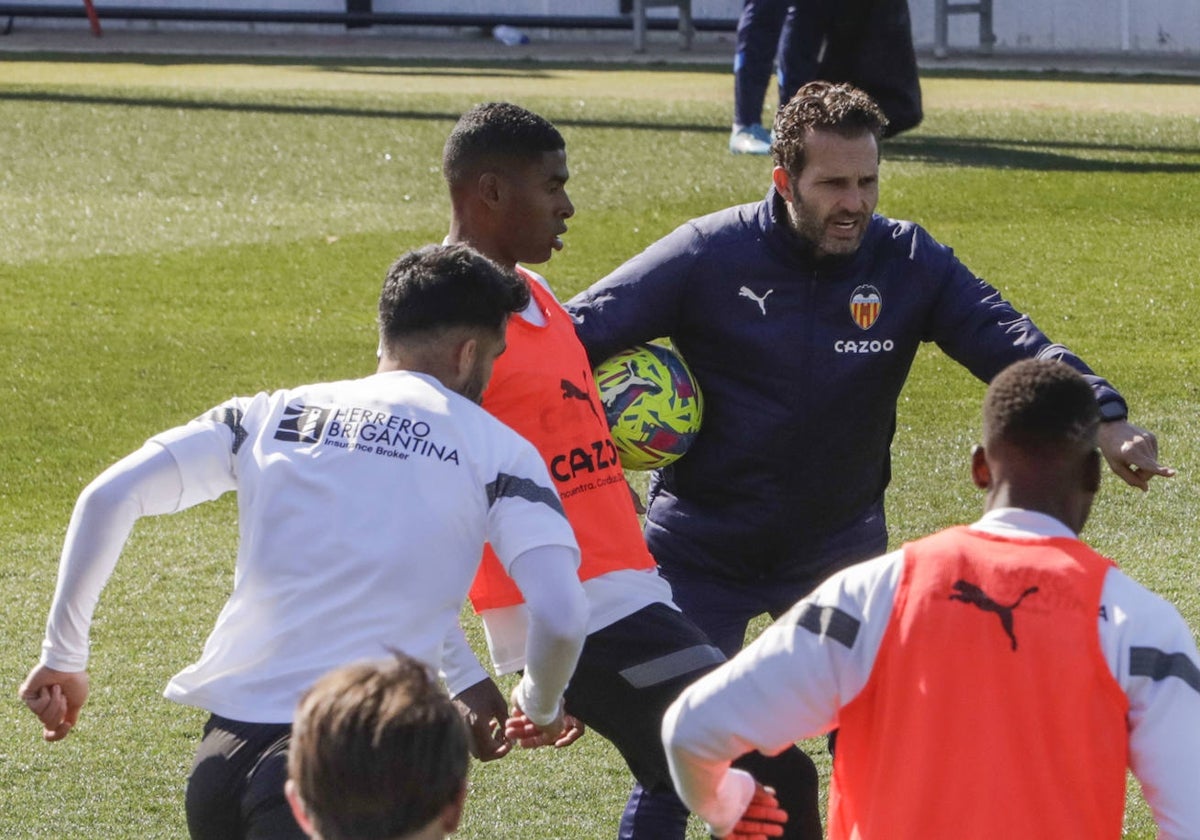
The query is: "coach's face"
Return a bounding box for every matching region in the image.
[497,149,574,266]
[773,128,879,259]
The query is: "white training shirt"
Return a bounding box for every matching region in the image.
[663,509,1200,839]
[41,370,581,724]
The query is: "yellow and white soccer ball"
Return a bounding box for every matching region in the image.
[593,343,703,471]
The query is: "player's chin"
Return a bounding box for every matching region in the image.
[518,247,554,265]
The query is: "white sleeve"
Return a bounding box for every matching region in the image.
[483,437,579,569]
[663,550,903,838]
[41,442,188,671]
[41,406,246,672]
[1099,569,1200,839]
[508,545,588,727]
[440,620,492,698]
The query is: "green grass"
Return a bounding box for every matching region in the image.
[2,54,1199,838]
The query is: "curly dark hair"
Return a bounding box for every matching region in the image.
[378,243,529,351]
[983,359,1100,453]
[771,81,888,174]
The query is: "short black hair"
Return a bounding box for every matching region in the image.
[378,243,529,349]
[983,359,1100,453]
[772,81,888,174]
[442,101,565,187]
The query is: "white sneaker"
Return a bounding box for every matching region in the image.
[729,124,772,155]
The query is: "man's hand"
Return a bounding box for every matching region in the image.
[18,665,89,742]
[1097,420,1176,491]
[552,712,587,747]
[505,709,586,749]
[722,783,788,840]
[451,678,511,761]
[628,481,646,515]
[504,692,586,749]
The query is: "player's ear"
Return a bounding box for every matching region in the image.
[1083,447,1102,493]
[478,171,502,207]
[970,444,991,489]
[772,166,795,203]
[453,336,479,382]
[284,780,316,837]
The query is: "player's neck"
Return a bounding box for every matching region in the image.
[446,220,517,271]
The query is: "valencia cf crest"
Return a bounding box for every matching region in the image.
[849,285,882,331]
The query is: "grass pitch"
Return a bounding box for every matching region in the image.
[2,52,1198,839]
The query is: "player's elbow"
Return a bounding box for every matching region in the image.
[75,472,141,525]
[540,580,589,647]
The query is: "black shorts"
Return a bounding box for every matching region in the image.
[185,715,306,840]
[563,602,725,792]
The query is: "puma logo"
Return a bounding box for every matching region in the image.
[738,286,774,315]
[949,580,1039,651]
[599,362,661,410]
[561,376,601,422]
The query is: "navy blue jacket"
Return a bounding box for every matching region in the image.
[566,189,1126,584]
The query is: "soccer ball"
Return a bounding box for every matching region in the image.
[593,343,703,470]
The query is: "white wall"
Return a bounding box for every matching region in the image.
[906,0,1200,52]
[17,0,1200,53]
[369,0,1200,52]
